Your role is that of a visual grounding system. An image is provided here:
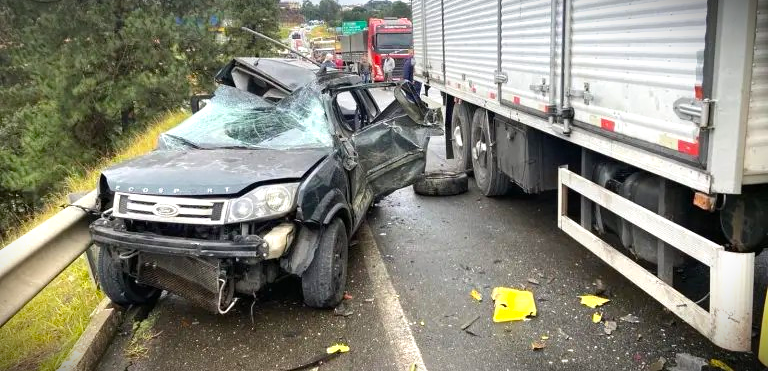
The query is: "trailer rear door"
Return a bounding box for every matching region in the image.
[443,0,498,101]
[499,0,556,115]
[566,0,708,164]
[424,0,445,84]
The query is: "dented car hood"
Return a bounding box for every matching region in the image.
[101,148,330,196]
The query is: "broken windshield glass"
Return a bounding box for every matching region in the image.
[159,84,332,150]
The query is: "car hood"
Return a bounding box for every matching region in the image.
[101,148,331,196]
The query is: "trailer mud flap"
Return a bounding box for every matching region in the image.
[557,167,754,352]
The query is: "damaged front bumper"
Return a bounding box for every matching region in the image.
[90,218,267,258]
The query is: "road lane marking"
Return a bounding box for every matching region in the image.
[358,222,427,371]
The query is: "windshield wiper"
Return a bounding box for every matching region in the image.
[161,134,204,149]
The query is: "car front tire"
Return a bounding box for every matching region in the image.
[301,218,349,308]
[97,245,160,307]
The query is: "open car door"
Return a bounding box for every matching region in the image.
[349,82,443,199]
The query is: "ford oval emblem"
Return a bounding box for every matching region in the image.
[153,204,179,217]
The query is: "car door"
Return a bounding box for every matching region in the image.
[339,83,442,210]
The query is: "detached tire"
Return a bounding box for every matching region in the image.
[302,218,349,308]
[97,245,160,307]
[470,108,510,196]
[413,171,469,196]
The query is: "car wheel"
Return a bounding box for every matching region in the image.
[413,171,469,196]
[97,245,160,307]
[301,218,348,308]
[470,108,510,197]
[452,102,474,173]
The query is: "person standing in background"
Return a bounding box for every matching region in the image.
[383,54,395,89]
[402,48,421,94]
[334,54,344,70]
[359,57,372,83]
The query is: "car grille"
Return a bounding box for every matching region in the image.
[113,193,229,225]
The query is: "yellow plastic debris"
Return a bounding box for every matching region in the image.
[326,343,350,354]
[541,335,549,340]
[409,363,418,371]
[579,295,611,308]
[419,320,425,326]
[709,359,734,371]
[491,287,537,322]
[592,312,602,323]
[470,289,483,302]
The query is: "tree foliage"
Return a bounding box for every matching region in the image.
[0,0,278,236]
[317,0,341,24]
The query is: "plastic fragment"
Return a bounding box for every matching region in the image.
[461,314,480,331]
[470,289,483,302]
[343,292,353,301]
[326,344,350,354]
[592,312,602,323]
[709,359,734,371]
[527,278,540,285]
[419,320,425,326]
[603,320,617,335]
[579,295,611,308]
[491,287,537,322]
[620,313,640,323]
[541,335,549,340]
[531,340,546,350]
[409,363,418,371]
[558,328,572,340]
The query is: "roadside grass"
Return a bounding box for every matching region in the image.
[309,24,334,39]
[0,110,189,371]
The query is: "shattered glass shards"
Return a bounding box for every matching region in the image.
[159,84,333,151]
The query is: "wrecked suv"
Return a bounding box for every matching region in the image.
[90,58,440,312]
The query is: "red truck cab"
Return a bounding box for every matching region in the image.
[368,18,413,82]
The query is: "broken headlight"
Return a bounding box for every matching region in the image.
[226,183,299,223]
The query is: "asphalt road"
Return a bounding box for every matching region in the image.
[95,88,766,371]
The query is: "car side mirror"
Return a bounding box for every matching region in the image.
[190,94,214,113]
[394,82,428,123]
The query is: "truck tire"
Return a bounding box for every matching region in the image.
[302,218,349,308]
[97,245,160,307]
[470,108,510,196]
[452,102,474,173]
[413,171,469,196]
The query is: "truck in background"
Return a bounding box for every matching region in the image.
[412,0,767,354]
[340,17,413,81]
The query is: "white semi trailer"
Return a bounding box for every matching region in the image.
[412,0,767,353]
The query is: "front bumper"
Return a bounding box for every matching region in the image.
[90,218,265,258]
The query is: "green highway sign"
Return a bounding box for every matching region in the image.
[342,21,367,35]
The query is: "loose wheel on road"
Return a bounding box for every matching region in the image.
[471,108,510,196]
[413,171,469,196]
[97,245,160,307]
[302,218,349,308]
[451,102,474,173]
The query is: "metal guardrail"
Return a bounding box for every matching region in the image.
[0,191,97,326]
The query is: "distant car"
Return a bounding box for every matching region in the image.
[90,58,441,312]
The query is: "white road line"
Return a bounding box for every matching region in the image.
[359,222,427,371]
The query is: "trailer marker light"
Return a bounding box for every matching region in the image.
[489,92,496,99]
[513,96,520,105]
[677,139,699,156]
[695,85,704,100]
[600,118,615,132]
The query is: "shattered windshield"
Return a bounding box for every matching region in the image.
[160,84,332,150]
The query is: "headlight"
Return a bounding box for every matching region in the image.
[226,183,299,223]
